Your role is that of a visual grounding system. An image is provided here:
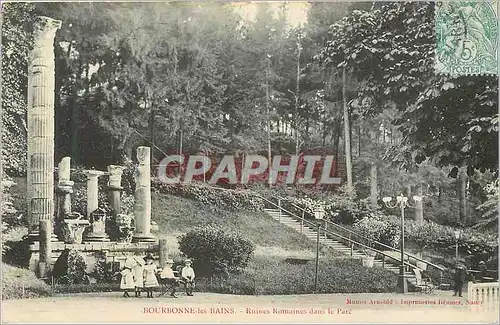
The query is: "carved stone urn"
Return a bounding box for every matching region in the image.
[61,217,90,244]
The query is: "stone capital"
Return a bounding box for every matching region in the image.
[84,170,106,180]
[136,147,151,166]
[61,219,90,244]
[35,16,62,38]
[107,165,125,187]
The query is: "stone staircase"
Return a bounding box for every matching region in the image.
[264,208,418,286]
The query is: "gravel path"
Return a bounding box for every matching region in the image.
[2,291,498,323]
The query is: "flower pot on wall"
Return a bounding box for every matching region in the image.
[363,255,375,268]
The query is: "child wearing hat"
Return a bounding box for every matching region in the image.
[133,256,145,297]
[181,258,196,296]
[142,253,159,298]
[160,259,179,298]
[120,264,135,298]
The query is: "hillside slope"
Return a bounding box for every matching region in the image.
[151,193,318,256]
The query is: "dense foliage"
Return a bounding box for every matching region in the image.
[152,180,265,211]
[178,225,256,278]
[52,249,89,284]
[196,256,397,295]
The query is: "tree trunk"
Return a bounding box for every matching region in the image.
[406,184,412,197]
[148,92,155,168]
[305,115,310,144]
[415,182,424,224]
[342,67,353,191]
[179,129,183,155]
[349,110,353,158]
[294,43,301,156]
[70,61,84,165]
[370,163,377,209]
[333,116,341,176]
[358,125,361,157]
[266,59,272,187]
[458,166,467,223]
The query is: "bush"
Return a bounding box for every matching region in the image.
[3,240,31,267]
[152,180,264,211]
[195,256,397,295]
[2,263,52,299]
[178,225,256,277]
[90,252,120,284]
[1,177,27,237]
[404,220,498,265]
[52,249,89,284]
[352,214,401,249]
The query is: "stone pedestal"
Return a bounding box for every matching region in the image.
[26,16,62,237]
[158,238,168,269]
[132,147,156,243]
[55,157,74,239]
[107,165,125,215]
[85,211,110,242]
[83,170,108,242]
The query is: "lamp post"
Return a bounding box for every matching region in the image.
[382,194,422,294]
[313,204,325,293]
[454,230,461,261]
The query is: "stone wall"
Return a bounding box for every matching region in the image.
[28,241,159,275]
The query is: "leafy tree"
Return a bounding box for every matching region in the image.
[1,2,36,176]
[316,2,498,174]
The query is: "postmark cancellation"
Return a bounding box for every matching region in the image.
[435,1,498,75]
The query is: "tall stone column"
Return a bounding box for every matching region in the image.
[107,165,125,215]
[83,170,108,241]
[132,147,156,242]
[26,16,62,237]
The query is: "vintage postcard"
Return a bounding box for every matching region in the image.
[1,1,499,324]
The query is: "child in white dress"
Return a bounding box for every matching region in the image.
[143,253,159,298]
[120,266,134,297]
[133,256,145,297]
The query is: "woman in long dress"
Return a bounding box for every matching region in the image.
[143,253,159,298]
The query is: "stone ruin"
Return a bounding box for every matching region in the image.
[24,16,167,278]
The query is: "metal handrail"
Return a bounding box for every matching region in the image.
[258,194,416,269]
[269,194,445,272]
[152,181,444,272]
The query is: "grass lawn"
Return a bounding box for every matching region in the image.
[1,263,52,299]
[195,256,398,295]
[151,193,328,257]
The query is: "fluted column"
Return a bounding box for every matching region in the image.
[132,147,156,242]
[27,16,62,235]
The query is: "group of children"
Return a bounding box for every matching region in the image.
[120,253,196,298]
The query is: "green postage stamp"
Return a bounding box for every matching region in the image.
[435,1,498,75]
